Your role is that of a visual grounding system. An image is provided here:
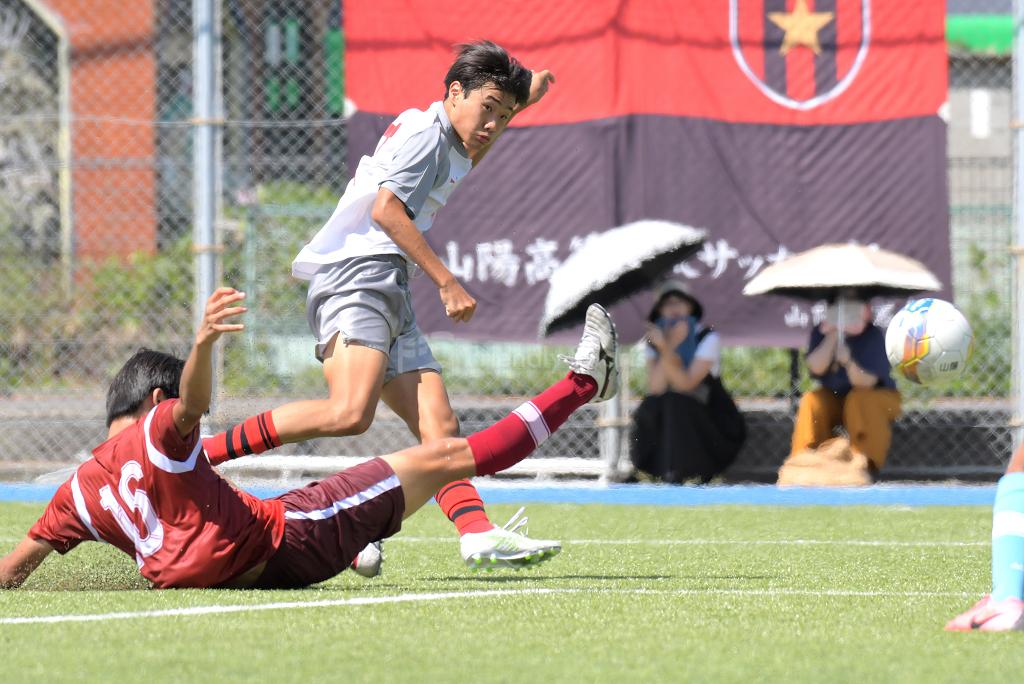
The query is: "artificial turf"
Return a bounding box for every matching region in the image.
[1,500,1022,683]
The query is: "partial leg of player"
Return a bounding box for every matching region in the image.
[380,304,619,571]
[946,450,1024,632]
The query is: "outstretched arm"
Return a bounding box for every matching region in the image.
[0,537,53,589]
[471,69,555,167]
[172,287,248,438]
[371,189,477,322]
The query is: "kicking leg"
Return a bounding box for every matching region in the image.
[382,372,598,515]
[204,335,387,463]
[382,372,597,568]
[382,370,495,535]
[383,439,476,518]
[382,304,618,569]
[465,302,618,476]
[274,336,386,439]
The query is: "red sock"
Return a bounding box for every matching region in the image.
[435,480,494,535]
[203,411,281,466]
[468,372,597,477]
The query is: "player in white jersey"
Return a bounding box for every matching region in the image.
[200,41,560,571]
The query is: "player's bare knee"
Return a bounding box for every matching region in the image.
[421,437,471,477]
[421,412,460,441]
[444,413,461,437]
[418,439,451,473]
[323,404,375,436]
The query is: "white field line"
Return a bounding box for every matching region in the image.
[0,587,975,626]
[0,589,559,625]
[390,537,988,548]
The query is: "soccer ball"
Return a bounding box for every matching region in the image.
[884,298,974,385]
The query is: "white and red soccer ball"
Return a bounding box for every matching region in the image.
[885,298,974,385]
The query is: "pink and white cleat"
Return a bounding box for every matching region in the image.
[945,594,1024,632]
[945,595,992,631]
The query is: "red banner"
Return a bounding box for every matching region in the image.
[346,0,946,126]
[343,1,949,346]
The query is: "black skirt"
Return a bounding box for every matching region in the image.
[629,390,744,484]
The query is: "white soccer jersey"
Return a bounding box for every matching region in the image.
[292,101,472,279]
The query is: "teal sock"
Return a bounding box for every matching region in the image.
[991,472,1024,601]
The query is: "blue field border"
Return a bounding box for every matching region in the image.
[0,482,998,507]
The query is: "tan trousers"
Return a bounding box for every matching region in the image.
[789,387,902,470]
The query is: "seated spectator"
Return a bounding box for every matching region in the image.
[629,281,745,483]
[789,297,902,477]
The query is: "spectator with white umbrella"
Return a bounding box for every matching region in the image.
[629,280,746,483]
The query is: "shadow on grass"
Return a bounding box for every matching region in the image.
[676,575,777,581]
[431,574,676,583]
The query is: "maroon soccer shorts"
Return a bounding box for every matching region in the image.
[254,457,405,589]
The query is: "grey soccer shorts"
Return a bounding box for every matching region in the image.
[305,254,442,383]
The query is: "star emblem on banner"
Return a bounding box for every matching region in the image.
[768,0,834,55]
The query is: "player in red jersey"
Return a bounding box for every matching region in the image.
[0,289,618,589]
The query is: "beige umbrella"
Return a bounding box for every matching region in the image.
[743,243,942,300]
[742,243,943,344]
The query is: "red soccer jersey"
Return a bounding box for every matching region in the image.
[28,400,285,588]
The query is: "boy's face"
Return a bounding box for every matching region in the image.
[446,81,517,154]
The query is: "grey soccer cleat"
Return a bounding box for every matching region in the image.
[350,541,383,578]
[563,303,619,403]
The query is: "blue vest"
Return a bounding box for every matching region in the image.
[654,315,700,368]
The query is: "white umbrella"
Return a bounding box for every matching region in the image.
[539,220,706,336]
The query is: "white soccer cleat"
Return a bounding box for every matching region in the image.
[459,507,561,570]
[350,541,383,578]
[563,303,619,403]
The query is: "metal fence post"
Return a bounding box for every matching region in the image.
[1014,0,1024,451]
[193,0,221,408]
[600,349,629,481]
[599,391,623,480]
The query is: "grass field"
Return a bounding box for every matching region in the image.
[2,500,1023,682]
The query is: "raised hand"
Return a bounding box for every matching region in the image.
[646,324,667,352]
[196,287,247,346]
[526,69,555,107]
[665,319,690,347]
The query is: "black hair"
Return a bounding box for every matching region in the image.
[443,41,531,106]
[648,290,704,323]
[105,348,184,427]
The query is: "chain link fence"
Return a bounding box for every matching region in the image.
[0,0,1016,481]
